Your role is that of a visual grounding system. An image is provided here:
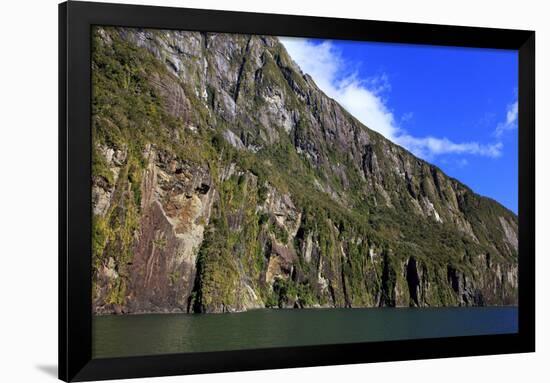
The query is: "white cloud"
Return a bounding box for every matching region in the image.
[279,37,505,160]
[396,135,503,160]
[280,37,399,140]
[494,101,518,137]
[279,39,340,97]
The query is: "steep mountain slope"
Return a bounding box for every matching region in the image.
[91,27,518,314]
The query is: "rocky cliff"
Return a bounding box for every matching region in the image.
[91,27,518,314]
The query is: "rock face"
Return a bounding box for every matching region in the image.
[91,27,518,314]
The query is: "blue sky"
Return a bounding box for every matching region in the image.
[280,37,518,214]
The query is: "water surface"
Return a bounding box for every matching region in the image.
[93,306,517,358]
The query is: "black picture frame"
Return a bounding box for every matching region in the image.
[59,1,535,381]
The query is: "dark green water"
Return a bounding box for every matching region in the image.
[93,307,517,358]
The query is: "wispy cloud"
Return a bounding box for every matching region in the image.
[494,101,518,137]
[280,37,509,160]
[396,135,503,160]
[280,38,399,140]
[400,112,414,123]
[456,158,469,168]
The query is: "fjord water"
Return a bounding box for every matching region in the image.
[93,307,517,358]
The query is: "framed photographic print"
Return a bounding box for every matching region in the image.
[59,1,535,381]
